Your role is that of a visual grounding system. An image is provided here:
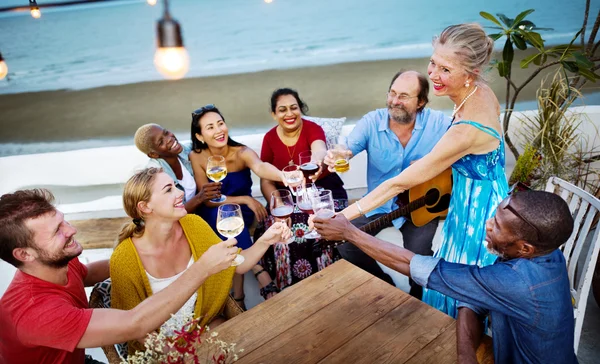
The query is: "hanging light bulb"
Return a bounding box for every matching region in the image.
[265,0,273,3]
[154,0,189,80]
[147,0,157,5]
[0,53,8,80]
[29,0,41,19]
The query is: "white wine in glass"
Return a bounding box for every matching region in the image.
[216,203,245,266]
[207,155,227,202]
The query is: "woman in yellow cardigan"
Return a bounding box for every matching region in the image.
[110,167,290,355]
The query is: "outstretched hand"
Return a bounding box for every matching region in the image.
[198,239,239,275]
[313,213,354,241]
[260,221,293,245]
[324,149,352,173]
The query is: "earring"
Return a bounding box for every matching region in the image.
[465,81,470,87]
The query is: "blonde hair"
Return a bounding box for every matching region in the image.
[117,167,163,245]
[433,23,494,81]
[134,123,161,155]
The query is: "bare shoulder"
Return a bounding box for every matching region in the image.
[460,84,501,133]
[189,149,207,163]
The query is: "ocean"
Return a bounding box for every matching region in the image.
[0,0,591,95]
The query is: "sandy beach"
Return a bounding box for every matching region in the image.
[0,50,596,145]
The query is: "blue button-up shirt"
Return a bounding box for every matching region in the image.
[347,108,450,228]
[411,250,578,364]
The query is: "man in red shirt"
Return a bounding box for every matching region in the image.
[0,189,238,364]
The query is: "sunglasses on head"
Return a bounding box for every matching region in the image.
[503,191,541,243]
[192,104,216,118]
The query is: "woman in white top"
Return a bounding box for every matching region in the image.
[134,123,222,213]
[110,167,291,355]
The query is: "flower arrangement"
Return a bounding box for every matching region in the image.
[123,314,243,364]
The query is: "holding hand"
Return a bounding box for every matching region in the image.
[324,149,352,173]
[313,213,354,241]
[197,182,222,203]
[198,239,239,275]
[260,221,293,246]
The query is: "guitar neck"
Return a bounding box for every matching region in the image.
[359,195,427,235]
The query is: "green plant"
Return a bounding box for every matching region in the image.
[509,144,541,186]
[480,3,600,160]
[517,70,600,192]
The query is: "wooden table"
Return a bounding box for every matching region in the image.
[214,259,493,364]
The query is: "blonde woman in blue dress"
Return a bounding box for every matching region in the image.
[339,23,509,318]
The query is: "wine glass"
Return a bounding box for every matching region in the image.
[329,136,350,173]
[206,155,227,202]
[281,164,304,197]
[270,189,296,244]
[216,204,245,266]
[299,151,320,182]
[311,189,335,239]
[297,183,321,239]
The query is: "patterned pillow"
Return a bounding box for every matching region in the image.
[303,116,346,147]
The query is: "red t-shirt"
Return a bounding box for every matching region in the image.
[261,119,331,183]
[0,258,93,364]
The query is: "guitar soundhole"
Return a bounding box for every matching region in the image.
[424,189,440,205]
[427,193,451,213]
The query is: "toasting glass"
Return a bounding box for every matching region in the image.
[270,189,296,244]
[216,204,245,266]
[282,164,304,196]
[206,155,227,202]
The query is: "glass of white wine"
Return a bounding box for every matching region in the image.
[216,203,245,266]
[282,164,304,196]
[206,155,227,202]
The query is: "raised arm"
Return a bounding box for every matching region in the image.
[241,147,283,182]
[313,214,415,275]
[77,241,237,349]
[341,126,472,220]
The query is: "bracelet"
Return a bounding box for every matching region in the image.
[355,201,364,216]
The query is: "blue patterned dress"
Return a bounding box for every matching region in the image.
[422,121,509,318]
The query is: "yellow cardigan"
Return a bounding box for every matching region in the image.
[110,214,235,355]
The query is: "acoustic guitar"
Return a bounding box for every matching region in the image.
[359,168,453,235]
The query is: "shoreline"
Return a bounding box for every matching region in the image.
[1,51,597,147]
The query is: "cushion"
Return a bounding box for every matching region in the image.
[303,116,346,147]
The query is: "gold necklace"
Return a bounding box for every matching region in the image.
[283,124,303,165]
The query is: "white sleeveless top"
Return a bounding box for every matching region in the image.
[177,159,197,203]
[146,257,197,334]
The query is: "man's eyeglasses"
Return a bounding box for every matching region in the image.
[387,91,418,102]
[192,104,216,118]
[503,194,541,243]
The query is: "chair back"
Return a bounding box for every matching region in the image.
[545,176,600,353]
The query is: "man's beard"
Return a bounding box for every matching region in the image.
[486,244,505,259]
[35,247,81,268]
[388,105,415,124]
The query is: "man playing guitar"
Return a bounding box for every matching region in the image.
[324,70,451,299]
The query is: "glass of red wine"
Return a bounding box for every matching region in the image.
[270,189,296,244]
[299,151,320,182]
